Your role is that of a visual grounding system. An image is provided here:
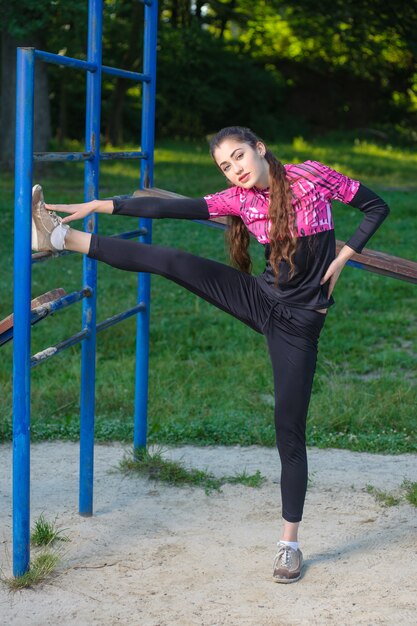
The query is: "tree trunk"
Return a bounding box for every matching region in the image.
[0,31,51,170]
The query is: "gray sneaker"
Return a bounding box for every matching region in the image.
[32,184,62,252]
[273,543,303,583]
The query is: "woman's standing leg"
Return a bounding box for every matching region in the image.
[265,307,326,582]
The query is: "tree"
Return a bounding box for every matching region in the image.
[0,0,87,167]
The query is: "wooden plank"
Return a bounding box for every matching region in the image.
[0,288,67,336]
[134,187,417,284]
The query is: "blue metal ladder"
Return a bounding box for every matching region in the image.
[12,0,158,576]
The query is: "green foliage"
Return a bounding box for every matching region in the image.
[3,1,415,142]
[156,24,286,138]
[0,0,87,40]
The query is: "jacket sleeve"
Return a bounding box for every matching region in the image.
[112,195,210,220]
[345,184,390,253]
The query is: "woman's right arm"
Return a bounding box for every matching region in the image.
[46,196,210,224]
[112,195,210,220]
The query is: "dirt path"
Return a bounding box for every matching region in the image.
[1,442,416,625]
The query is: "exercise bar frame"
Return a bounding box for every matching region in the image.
[12,0,158,576]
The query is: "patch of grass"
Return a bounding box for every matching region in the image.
[401,480,417,507]
[118,446,266,494]
[224,469,265,488]
[2,552,60,590]
[31,514,70,547]
[365,484,401,507]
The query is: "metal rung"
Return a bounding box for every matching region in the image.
[31,329,89,367]
[31,288,92,321]
[34,50,97,72]
[34,152,93,162]
[35,49,151,82]
[33,151,148,163]
[101,65,150,82]
[100,151,148,160]
[96,302,146,333]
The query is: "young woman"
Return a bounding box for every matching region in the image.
[32,126,390,583]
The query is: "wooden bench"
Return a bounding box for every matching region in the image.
[134,187,417,285]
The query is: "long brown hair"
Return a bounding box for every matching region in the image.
[209,126,297,285]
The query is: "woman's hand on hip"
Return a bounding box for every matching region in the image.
[320,245,356,298]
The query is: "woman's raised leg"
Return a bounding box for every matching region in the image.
[87,233,272,332]
[64,228,91,255]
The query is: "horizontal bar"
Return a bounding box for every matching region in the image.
[31,329,89,367]
[31,249,73,264]
[31,288,92,321]
[100,151,148,160]
[31,229,148,264]
[34,50,150,82]
[34,152,93,162]
[194,219,226,232]
[96,302,146,334]
[111,228,148,240]
[101,65,150,82]
[33,151,148,163]
[34,50,97,72]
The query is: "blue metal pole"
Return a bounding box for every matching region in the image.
[12,47,35,576]
[134,0,159,452]
[79,0,102,516]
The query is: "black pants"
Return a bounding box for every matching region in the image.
[88,234,327,523]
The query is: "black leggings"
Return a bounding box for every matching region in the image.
[88,234,327,523]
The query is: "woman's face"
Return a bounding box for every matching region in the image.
[213,139,270,189]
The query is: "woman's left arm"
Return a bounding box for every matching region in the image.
[321,184,390,297]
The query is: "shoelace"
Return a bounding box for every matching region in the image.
[46,208,61,227]
[279,546,291,566]
[274,544,296,569]
[38,203,62,231]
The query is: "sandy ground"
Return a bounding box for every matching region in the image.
[0,442,416,626]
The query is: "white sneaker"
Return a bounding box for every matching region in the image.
[272,543,303,583]
[32,184,63,252]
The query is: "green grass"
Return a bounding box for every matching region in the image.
[365,480,417,508]
[0,134,416,453]
[401,480,417,506]
[365,484,402,507]
[31,514,70,547]
[1,514,69,586]
[1,552,60,590]
[118,446,266,494]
